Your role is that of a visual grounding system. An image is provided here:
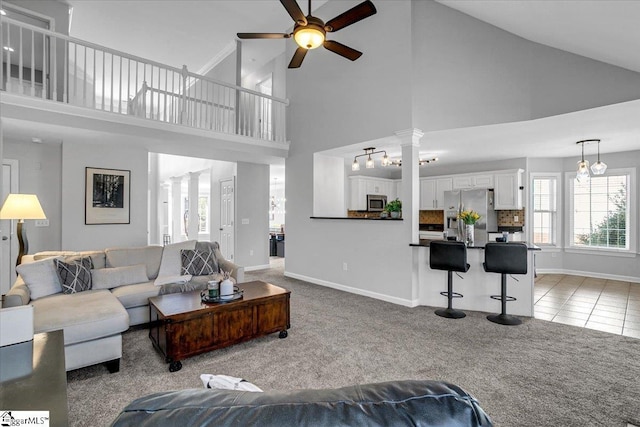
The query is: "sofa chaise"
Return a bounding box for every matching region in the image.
[3,240,243,373]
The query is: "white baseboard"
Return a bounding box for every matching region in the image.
[284,271,419,307]
[537,269,640,284]
[244,264,272,272]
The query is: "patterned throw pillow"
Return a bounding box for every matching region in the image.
[181,249,217,276]
[56,257,93,294]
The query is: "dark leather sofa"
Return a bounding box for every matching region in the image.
[111,380,493,426]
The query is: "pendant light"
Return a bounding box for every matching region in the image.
[575,140,591,183]
[590,139,607,175]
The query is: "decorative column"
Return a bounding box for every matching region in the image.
[170,177,183,243]
[396,128,424,305]
[187,172,201,240]
[396,128,424,243]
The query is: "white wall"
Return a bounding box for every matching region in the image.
[3,140,62,253]
[235,162,269,268]
[61,141,148,250]
[286,0,640,303]
[285,0,415,301]
[411,1,640,133]
[313,154,345,217]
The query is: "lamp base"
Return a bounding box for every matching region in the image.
[16,220,28,267]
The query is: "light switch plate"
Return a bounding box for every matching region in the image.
[35,219,49,227]
[241,218,249,225]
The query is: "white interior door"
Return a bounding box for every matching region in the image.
[1,160,19,295]
[219,178,235,261]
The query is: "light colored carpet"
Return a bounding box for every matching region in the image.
[67,264,640,426]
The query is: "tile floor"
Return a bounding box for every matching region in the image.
[534,274,640,338]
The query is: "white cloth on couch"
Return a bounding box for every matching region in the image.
[154,240,197,286]
[200,374,263,392]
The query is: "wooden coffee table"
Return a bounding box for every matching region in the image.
[148,280,290,372]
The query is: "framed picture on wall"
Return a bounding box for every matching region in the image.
[85,167,131,225]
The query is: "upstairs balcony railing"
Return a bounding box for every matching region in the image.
[0,17,288,143]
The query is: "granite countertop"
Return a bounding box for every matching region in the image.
[410,239,540,250]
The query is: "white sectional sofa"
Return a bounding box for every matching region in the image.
[3,240,243,373]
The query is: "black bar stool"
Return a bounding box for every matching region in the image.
[429,241,470,319]
[483,242,528,325]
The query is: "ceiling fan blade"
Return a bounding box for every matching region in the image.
[323,40,362,61]
[324,0,377,32]
[288,47,308,68]
[280,0,307,25]
[237,33,291,39]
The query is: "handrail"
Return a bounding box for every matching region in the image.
[0,16,289,142]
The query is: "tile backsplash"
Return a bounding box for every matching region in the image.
[497,209,525,227]
[419,210,444,224]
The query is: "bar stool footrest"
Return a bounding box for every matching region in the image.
[440,291,464,299]
[490,294,516,302]
[435,308,466,319]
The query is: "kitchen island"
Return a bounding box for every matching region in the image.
[411,240,540,317]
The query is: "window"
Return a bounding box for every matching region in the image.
[568,169,634,252]
[531,175,559,246]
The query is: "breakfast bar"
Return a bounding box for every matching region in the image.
[411,240,540,317]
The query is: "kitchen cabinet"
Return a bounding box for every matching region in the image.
[420,178,452,210]
[452,174,494,189]
[494,169,523,209]
[349,176,396,210]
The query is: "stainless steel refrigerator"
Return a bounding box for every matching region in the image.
[444,189,497,246]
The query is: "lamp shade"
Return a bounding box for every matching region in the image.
[0,194,46,220]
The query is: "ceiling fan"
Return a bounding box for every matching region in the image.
[237,0,377,69]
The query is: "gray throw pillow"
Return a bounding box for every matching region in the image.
[16,256,63,300]
[56,257,93,294]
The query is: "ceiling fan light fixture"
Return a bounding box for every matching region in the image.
[294,24,325,50]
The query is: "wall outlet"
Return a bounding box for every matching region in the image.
[249,250,254,256]
[343,262,348,271]
[35,219,49,227]
[241,218,249,225]
[551,252,557,258]
[513,215,519,222]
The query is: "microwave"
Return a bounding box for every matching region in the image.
[367,194,387,212]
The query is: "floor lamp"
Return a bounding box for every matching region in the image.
[0,194,47,266]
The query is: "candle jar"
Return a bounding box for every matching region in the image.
[207,281,219,299]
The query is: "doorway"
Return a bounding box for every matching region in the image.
[1,159,19,294]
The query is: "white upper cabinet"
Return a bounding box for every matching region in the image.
[420,179,437,209]
[420,177,452,210]
[494,169,523,209]
[435,178,453,209]
[472,174,494,188]
[452,173,494,189]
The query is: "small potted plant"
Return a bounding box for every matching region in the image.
[385,198,402,219]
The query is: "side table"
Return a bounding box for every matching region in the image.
[0,330,69,426]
